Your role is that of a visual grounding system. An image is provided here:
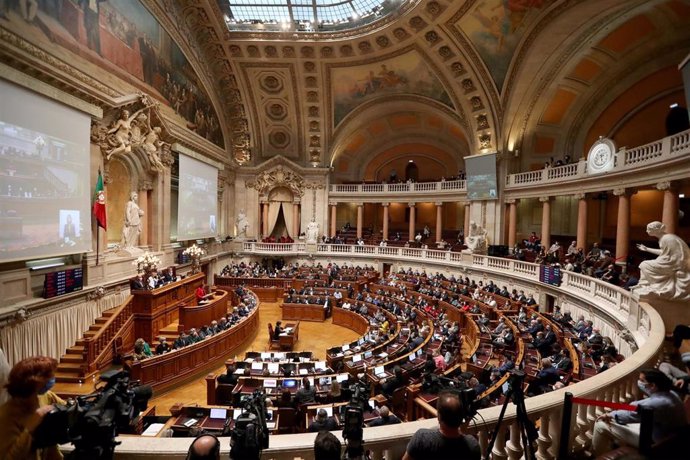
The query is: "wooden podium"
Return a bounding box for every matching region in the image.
[131,272,204,343]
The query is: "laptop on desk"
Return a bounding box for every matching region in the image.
[374,365,386,378]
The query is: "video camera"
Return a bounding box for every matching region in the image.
[33,370,152,460]
[230,389,269,460]
[342,382,369,459]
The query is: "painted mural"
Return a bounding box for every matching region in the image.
[457,0,555,90]
[332,51,453,127]
[0,0,224,147]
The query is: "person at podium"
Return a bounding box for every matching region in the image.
[196,283,208,304]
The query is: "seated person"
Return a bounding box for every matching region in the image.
[273,321,284,340]
[133,338,152,360]
[173,331,190,349]
[592,368,687,456]
[381,366,405,397]
[295,376,317,405]
[218,365,238,386]
[530,358,560,395]
[155,336,171,355]
[368,405,401,426]
[130,274,146,290]
[308,408,338,432]
[162,267,176,284]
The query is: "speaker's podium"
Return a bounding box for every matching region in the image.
[488,245,510,257]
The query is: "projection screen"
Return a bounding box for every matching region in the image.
[0,78,92,263]
[177,153,218,241]
[465,153,498,201]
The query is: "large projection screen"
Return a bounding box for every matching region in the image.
[177,154,218,241]
[465,153,498,201]
[0,79,92,263]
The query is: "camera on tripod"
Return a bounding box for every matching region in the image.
[230,389,269,460]
[342,382,369,459]
[32,369,152,460]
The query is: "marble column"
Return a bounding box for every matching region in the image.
[261,202,268,237]
[408,203,416,241]
[292,202,300,237]
[464,203,471,243]
[657,181,679,234]
[435,202,443,242]
[138,188,149,246]
[506,199,517,249]
[540,196,552,251]
[613,188,633,262]
[330,203,337,237]
[576,193,588,251]
[382,203,390,241]
[356,203,363,239]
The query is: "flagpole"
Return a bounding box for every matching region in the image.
[96,225,100,266]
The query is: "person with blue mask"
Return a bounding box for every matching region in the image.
[592,368,687,456]
[0,356,66,459]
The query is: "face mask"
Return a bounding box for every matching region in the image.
[637,380,650,395]
[39,377,56,395]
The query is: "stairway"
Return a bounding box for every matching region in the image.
[55,308,118,383]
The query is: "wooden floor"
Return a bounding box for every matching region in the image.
[146,301,359,414]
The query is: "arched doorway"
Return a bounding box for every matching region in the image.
[405,161,419,181]
[265,187,298,239]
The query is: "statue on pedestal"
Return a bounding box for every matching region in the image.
[465,221,488,254]
[306,220,319,244]
[121,192,144,250]
[634,221,690,301]
[236,209,249,239]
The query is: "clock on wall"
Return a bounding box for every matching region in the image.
[586,137,616,174]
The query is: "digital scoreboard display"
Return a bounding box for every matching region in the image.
[539,265,562,286]
[43,268,83,299]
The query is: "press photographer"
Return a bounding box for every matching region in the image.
[0,356,65,460]
[7,366,153,460]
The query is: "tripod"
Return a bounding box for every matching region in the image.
[485,371,538,460]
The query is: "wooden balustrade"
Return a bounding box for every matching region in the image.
[83,296,134,375]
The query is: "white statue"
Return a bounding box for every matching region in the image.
[306,220,319,244]
[121,192,144,248]
[142,126,165,171]
[465,221,488,254]
[236,209,249,238]
[634,221,690,301]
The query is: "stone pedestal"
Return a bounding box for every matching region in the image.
[636,293,688,334]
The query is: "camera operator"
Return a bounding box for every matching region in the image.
[0,356,66,460]
[402,389,480,460]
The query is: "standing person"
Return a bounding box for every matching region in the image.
[0,356,66,459]
[403,389,480,460]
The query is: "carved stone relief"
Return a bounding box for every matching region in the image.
[246,166,305,197]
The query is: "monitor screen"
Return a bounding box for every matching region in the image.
[315,361,326,370]
[342,344,349,351]
[417,349,424,357]
[358,337,365,345]
[282,379,297,388]
[323,406,333,417]
[352,354,362,363]
[364,351,373,359]
[177,153,218,240]
[251,362,264,370]
[336,373,349,383]
[465,152,498,201]
[209,408,227,419]
[319,376,331,386]
[374,365,385,376]
[264,379,277,388]
[267,363,279,373]
[232,408,242,419]
[260,352,270,360]
[408,353,416,362]
[502,382,509,394]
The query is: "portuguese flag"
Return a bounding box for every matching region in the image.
[93,169,107,230]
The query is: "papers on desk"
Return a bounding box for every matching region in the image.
[183,418,198,427]
[141,423,166,437]
[283,327,294,334]
[299,368,308,375]
[264,379,277,388]
[377,352,388,359]
[234,368,245,374]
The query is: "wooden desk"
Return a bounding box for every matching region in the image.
[129,300,259,392]
[282,303,327,322]
[179,290,229,331]
[279,321,300,350]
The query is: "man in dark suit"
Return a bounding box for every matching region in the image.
[218,365,238,386]
[131,274,146,290]
[368,406,401,426]
[382,366,405,397]
[162,267,175,284]
[273,321,284,340]
[308,409,339,432]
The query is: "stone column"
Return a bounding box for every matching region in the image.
[506,199,517,249]
[261,202,269,237]
[540,196,552,251]
[575,193,588,251]
[613,188,633,263]
[464,203,471,243]
[330,203,337,237]
[138,188,149,246]
[657,181,679,234]
[382,203,390,241]
[356,203,363,239]
[293,202,300,237]
[435,202,443,242]
[408,203,416,241]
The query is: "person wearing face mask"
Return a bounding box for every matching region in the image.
[592,368,687,456]
[0,356,66,459]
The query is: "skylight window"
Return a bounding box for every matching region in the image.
[221,0,402,32]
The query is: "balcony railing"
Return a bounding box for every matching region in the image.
[325,129,690,200]
[112,243,664,459]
